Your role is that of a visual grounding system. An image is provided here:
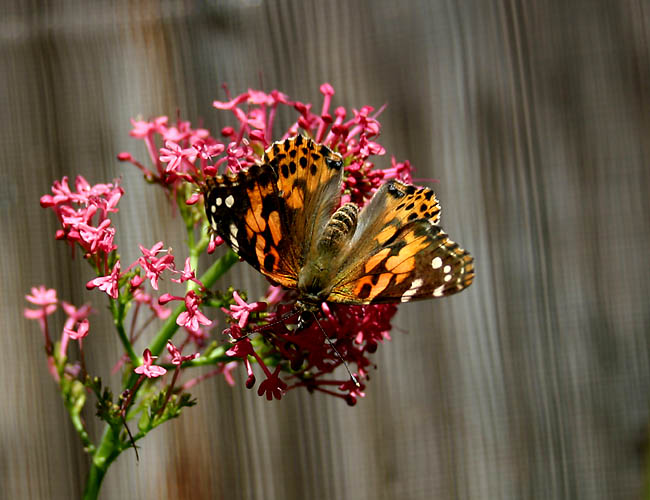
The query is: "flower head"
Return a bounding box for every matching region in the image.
[24,286,58,319]
[134,348,167,378]
[64,318,90,340]
[223,291,267,329]
[86,261,121,299]
[176,291,211,333]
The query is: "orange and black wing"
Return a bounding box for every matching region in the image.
[202,136,344,288]
[327,180,474,304]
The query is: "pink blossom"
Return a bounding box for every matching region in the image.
[138,242,175,290]
[130,117,168,138]
[64,318,90,340]
[176,291,211,333]
[25,285,58,308]
[24,286,58,320]
[40,176,123,259]
[223,291,267,328]
[265,285,285,305]
[219,361,238,386]
[62,302,94,330]
[86,261,121,299]
[257,366,287,401]
[133,289,171,319]
[60,302,95,356]
[159,140,198,174]
[171,257,197,284]
[166,341,199,366]
[134,348,167,378]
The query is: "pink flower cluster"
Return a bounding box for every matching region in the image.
[221,288,396,405]
[121,83,414,207]
[40,176,122,264]
[119,83,417,403]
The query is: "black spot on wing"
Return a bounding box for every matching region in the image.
[358,283,372,299]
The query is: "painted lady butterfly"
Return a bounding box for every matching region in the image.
[203,136,474,322]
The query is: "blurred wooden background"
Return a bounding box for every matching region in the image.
[2,0,649,498]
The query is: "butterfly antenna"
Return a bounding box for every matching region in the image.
[311,311,361,388]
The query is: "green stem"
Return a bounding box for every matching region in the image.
[110,299,138,364]
[69,407,95,453]
[83,426,120,500]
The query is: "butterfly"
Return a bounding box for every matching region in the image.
[203,135,474,323]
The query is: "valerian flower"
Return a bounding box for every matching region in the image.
[223,291,267,329]
[176,291,212,333]
[40,176,123,261]
[64,318,90,341]
[86,261,121,299]
[138,242,175,290]
[134,348,167,378]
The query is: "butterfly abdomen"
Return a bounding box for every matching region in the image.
[317,203,359,254]
[297,203,359,302]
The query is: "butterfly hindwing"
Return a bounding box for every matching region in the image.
[326,180,473,304]
[328,220,474,304]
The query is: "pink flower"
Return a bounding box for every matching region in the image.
[257,366,287,401]
[64,318,90,340]
[134,348,167,378]
[86,261,121,299]
[223,291,267,329]
[159,140,197,174]
[24,286,58,319]
[265,285,285,305]
[130,117,168,138]
[133,289,172,319]
[171,257,199,286]
[176,291,211,333]
[138,242,175,290]
[166,341,199,365]
[62,302,94,330]
[40,176,123,259]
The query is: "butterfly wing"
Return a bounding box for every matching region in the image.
[327,180,474,304]
[203,136,344,288]
[263,135,344,266]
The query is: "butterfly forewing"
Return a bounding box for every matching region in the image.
[263,135,344,267]
[203,164,300,288]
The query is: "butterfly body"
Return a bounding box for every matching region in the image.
[203,135,474,311]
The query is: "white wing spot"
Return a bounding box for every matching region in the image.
[229,223,239,249]
[215,197,222,206]
[400,278,423,302]
[444,274,452,282]
[443,265,451,273]
[210,204,217,213]
[431,257,442,269]
[433,284,445,297]
[225,195,235,208]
